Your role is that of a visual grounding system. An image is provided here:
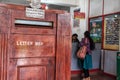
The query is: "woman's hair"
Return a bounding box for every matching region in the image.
[72,33,78,37]
[72,33,79,43]
[84,31,95,50]
[84,31,90,38]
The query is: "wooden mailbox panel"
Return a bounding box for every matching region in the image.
[11,9,56,35]
[10,34,55,58]
[0,3,71,80]
[8,8,56,80]
[9,58,55,80]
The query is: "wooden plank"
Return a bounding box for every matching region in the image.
[56,13,71,80]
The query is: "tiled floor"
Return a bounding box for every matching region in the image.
[71,71,116,80]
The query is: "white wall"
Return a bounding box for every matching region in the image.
[92,43,101,69]
[104,0,120,14]
[0,0,79,7]
[70,0,88,41]
[70,0,88,71]
[70,0,102,71]
[90,0,120,17]
[89,0,120,76]
[41,0,79,7]
[89,0,103,17]
[104,50,117,75]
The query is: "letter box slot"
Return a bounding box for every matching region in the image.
[15,19,53,28]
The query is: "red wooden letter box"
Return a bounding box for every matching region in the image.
[0,3,71,80]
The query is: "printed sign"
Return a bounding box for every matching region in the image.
[26,8,45,19]
[103,14,120,50]
[16,41,43,46]
[90,18,102,43]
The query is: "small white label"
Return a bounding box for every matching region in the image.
[35,42,43,46]
[26,8,45,19]
[16,41,43,46]
[16,41,33,46]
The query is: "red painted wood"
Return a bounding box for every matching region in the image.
[0,3,71,80]
[9,58,55,80]
[56,13,71,80]
[71,69,100,74]
[11,9,57,35]
[10,34,55,58]
[0,34,2,80]
[0,34,8,80]
[0,6,10,80]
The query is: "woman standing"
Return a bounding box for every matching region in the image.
[71,34,80,70]
[72,33,80,59]
[78,31,93,80]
